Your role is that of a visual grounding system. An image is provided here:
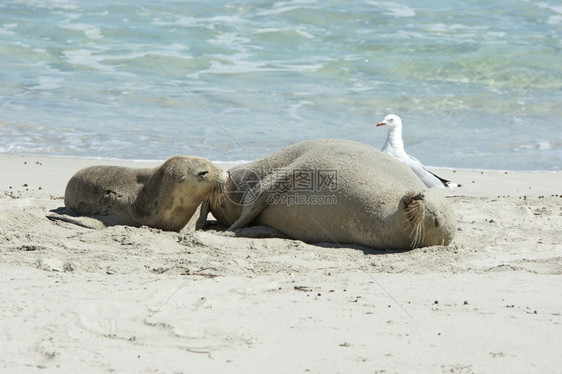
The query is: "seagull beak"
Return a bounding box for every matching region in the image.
[376,122,386,127]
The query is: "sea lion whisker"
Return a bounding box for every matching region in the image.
[403,193,426,248]
[411,219,421,249]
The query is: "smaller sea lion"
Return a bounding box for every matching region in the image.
[63,156,228,231]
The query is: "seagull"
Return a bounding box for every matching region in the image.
[376,114,460,188]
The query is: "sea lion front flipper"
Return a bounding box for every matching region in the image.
[194,199,210,230]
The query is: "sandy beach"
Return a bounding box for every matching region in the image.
[1,153,561,373]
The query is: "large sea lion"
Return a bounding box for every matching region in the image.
[204,139,456,250]
[64,156,228,232]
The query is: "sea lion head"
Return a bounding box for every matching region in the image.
[402,191,456,248]
[159,156,229,191]
[138,156,229,231]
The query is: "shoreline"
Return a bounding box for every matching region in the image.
[2,151,560,173]
[1,152,559,199]
[1,152,561,372]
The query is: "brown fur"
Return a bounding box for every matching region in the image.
[205,139,456,249]
[64,156,228,231]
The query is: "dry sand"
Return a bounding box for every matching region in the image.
[1,153,561,373]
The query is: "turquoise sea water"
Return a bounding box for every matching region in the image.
[1,0,561,170]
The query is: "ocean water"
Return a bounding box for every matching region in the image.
[1,0,561,170]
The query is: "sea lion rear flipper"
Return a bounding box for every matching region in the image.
[228,171,292,231]
[47,207,137,230]
[228,193,270,230]
[47,208,107,230]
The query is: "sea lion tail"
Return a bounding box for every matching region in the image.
[403,192,426,249]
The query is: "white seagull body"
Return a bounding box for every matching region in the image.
[376,114,460,188]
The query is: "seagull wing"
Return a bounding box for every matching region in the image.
[406,154,451,188]
[410,155,452,183]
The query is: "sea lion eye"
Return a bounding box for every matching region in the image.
[197,170,209,179]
